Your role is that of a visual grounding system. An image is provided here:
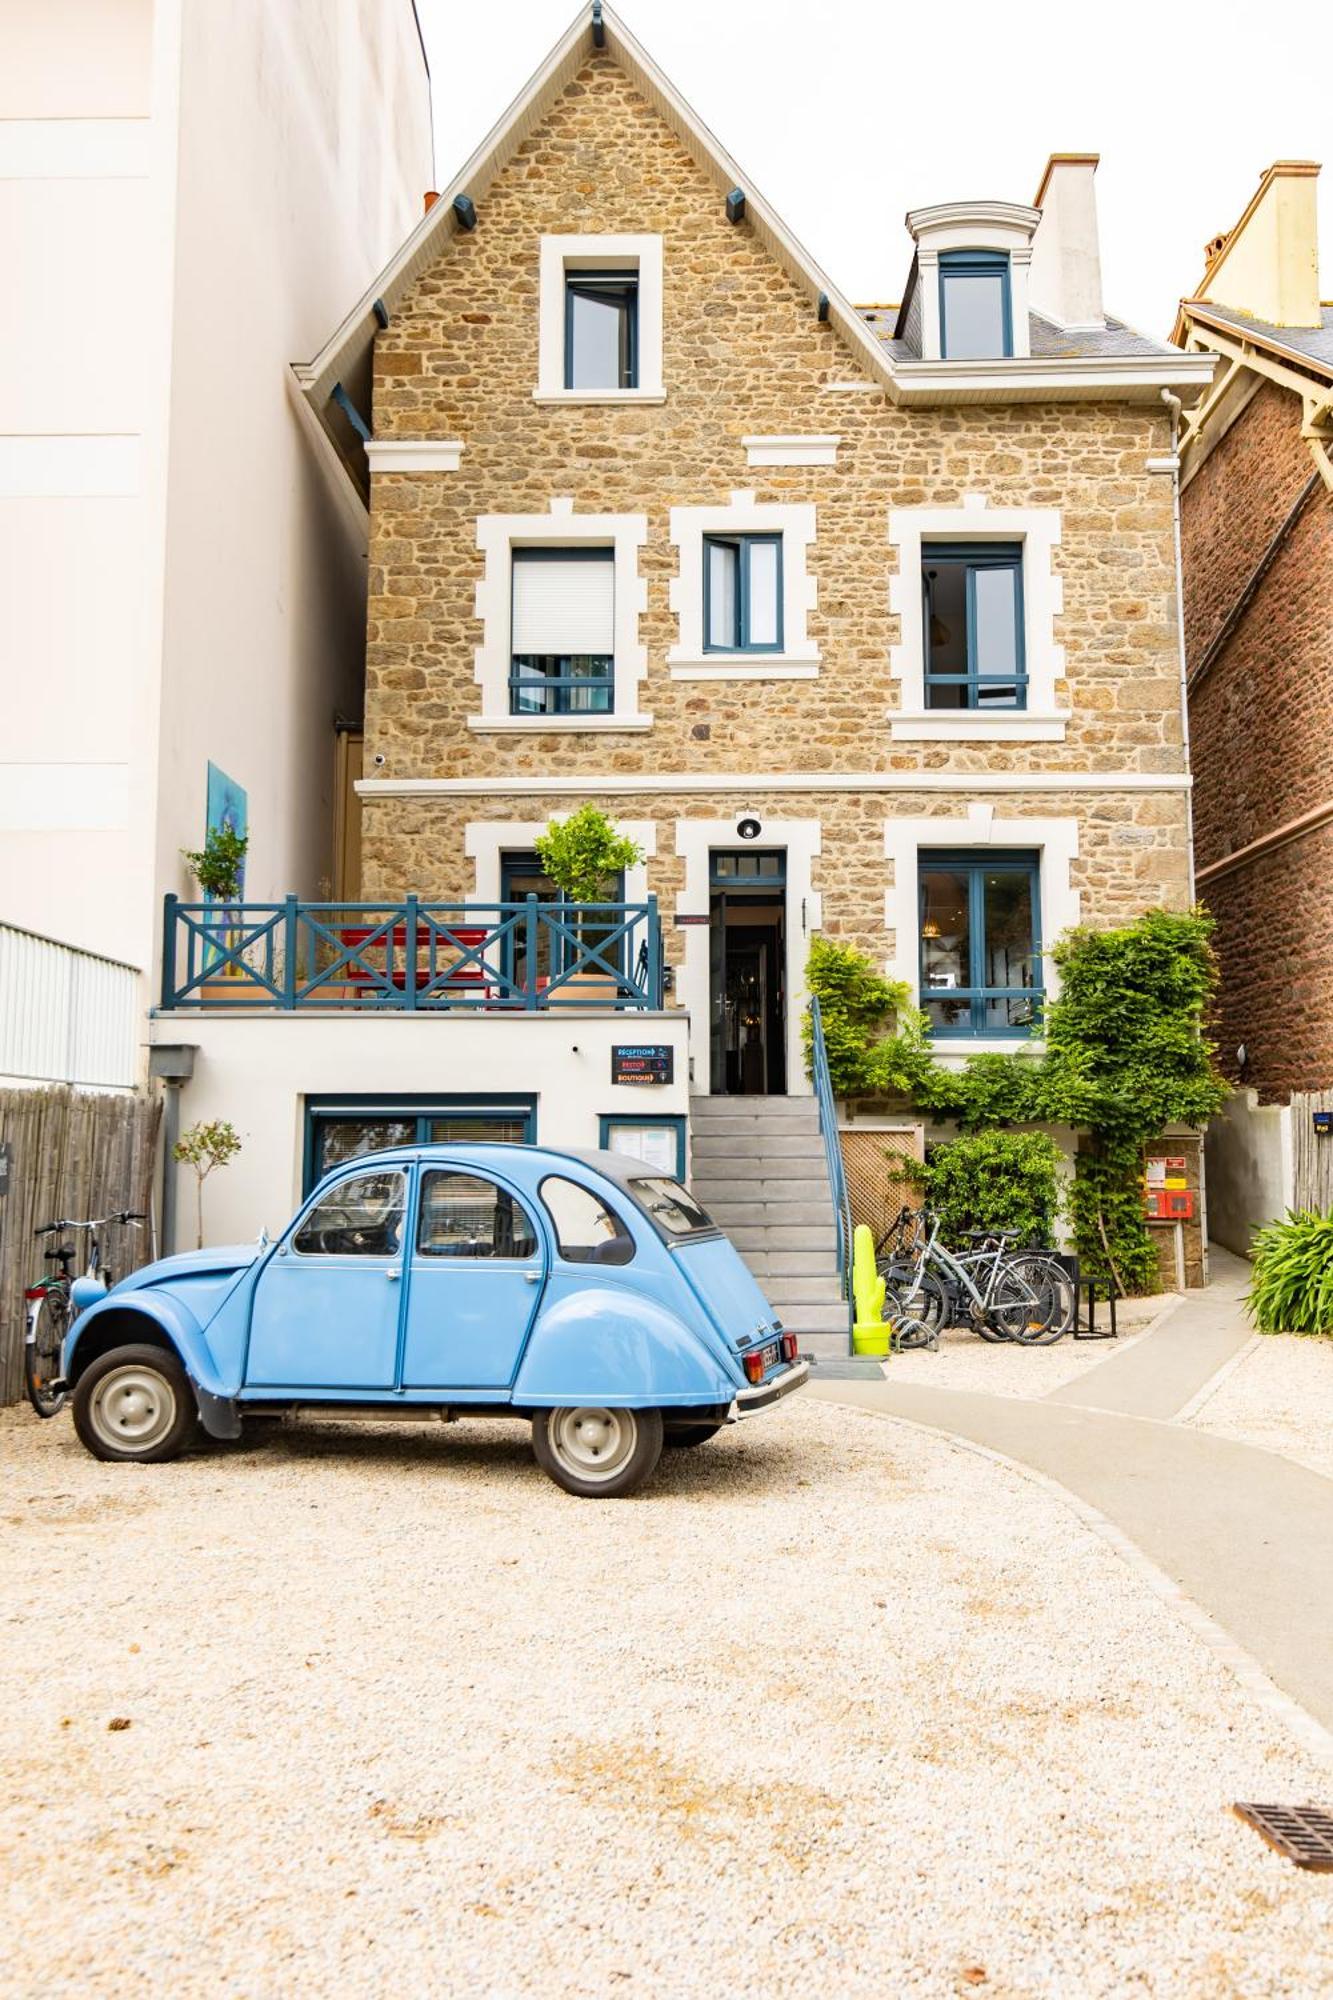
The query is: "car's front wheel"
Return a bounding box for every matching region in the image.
[531,1405,664,1498]
[72,1344,196,1464]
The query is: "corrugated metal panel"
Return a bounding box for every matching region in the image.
[0,926,139,1088]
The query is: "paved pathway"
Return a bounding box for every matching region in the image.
[810,1250,1333,1738]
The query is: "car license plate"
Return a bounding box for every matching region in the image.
[757,1340,780,1375]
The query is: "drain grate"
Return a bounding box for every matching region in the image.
[1233,1803,1333,1870]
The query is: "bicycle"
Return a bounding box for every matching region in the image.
[879,1207,1075,1349]
[24,1212,147,1418]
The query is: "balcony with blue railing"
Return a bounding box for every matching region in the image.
[160,895,665,1012]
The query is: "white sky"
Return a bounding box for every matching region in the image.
[415,0,1333,342]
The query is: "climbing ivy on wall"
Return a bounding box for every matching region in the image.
[806,910,1228,1294]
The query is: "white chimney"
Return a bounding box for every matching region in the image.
[1028,154,1104,329]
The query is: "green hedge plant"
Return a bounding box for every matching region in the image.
[1247,1211,1333,1335]
[913,1130,1062,1248]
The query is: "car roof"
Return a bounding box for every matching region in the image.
[318,1142,666,1195]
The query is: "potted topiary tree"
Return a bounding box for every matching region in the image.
[182,824,249,997]
[172,1118,242,1249]
[534,806,645,1004]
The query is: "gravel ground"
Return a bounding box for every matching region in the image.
[885,1293,1174,1400]
[1188,1334,1333,1482]
[3,1395,1331,1999]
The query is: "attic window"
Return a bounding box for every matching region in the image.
[939,251,1012,359]
[565,273,638,391]
[536,235,665,403]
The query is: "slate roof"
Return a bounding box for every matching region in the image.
[860,305,1179,364]
[1181,301,1333,379]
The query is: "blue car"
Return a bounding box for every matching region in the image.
[63,1145,809,1497]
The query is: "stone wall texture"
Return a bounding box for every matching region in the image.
[1181,374,1333,1099]
[358,48,1193,1024]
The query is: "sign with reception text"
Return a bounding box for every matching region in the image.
[611,1044,674,1087]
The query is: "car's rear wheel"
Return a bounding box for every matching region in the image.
[531,1405,664,1498]
[663,1421,724,1449]
[72,1344,196,1464]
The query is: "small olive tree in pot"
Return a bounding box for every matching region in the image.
[182,825,249,985]
[172,1118,243,1250]
[534,806,645,999]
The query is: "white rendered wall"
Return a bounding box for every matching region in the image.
[151,1013,692,1251]
[0,0,432,1018]
[1204,1088,1294,1259]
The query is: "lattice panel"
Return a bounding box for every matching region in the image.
[839,1125,925,1249]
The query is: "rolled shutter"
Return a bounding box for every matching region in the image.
[511,552,614,655]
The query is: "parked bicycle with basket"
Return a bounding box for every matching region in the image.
[24,1212,147,1418]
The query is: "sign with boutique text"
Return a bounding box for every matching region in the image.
[612,1044,674,1087]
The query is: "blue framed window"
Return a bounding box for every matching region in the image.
[565,272,638,390]
[500,850,625,986]
[918,852,1042,1038]
[510,548,614,716]
[599,1114,687,1180]
[303,1095,537,1193]
[939,250,1012,359]
[703,534,783,653]
[922,542,1025,710]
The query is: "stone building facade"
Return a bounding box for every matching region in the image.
[339,17,1206,1107]
[1173,161,1333,1247]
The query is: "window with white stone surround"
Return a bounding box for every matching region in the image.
[471,499,650,732]
[887,493,1067,741]
[668,492,819,681]
[535,235,665,404]
[884,805,1080,1052]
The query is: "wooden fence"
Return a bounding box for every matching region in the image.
[839,1122,926,1251]
[0,1087,161,1405]
[1292,1090,1333,1215]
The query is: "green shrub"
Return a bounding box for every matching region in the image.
[916,1131,1061,1248]
[1247,1211,1333,1335]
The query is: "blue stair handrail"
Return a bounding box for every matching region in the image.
[808,992,853,1317]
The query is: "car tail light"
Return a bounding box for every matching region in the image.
[781,1333,798,1363]
[743,1351,766,1385]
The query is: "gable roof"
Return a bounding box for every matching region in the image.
[292,2,1214,508]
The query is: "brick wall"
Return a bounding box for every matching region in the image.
[1202,823,1333,1100]
[1181,375,1333,1099]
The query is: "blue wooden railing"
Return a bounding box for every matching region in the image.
[161,896,664,1011]
[808,992,854,1322]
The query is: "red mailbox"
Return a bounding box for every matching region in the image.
[1145,1188,1193,1221]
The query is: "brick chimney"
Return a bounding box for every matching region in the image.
[1198,162,1321,328]
[1028,154,1104,329]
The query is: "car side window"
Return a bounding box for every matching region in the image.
[539,1176,635,1266]
[416,1171,538,1260]
[293,1170,406,1258]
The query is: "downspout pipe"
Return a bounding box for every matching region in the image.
[1157,386,1196,902]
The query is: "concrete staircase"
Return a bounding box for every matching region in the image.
[689,1094,850,1360]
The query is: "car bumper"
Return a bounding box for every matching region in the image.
[730,1358,810,1418]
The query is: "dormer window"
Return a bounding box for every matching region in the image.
[939,251,1012,359]
[565,273,638,391]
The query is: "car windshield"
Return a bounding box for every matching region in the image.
[630,1177,715,1238]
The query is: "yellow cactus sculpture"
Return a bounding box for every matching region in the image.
[851,1223,890,1357]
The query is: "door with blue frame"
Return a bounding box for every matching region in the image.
[400,1167,547,1388]
[245,1167,407,1389]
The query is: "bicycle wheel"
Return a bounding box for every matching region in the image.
[1004,1254,1076,1345]
[986,1260,1073,1345]
[880,1265,948,1348]
[25,1289,70,1418]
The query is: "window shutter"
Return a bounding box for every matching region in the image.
[511,553,614,655]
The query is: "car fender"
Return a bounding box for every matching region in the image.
[63,1289,237,1435]
[512,1285,740,1408]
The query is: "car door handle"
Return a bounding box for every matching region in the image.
[385,1269,401,1281]
[524,1271,542,1284]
